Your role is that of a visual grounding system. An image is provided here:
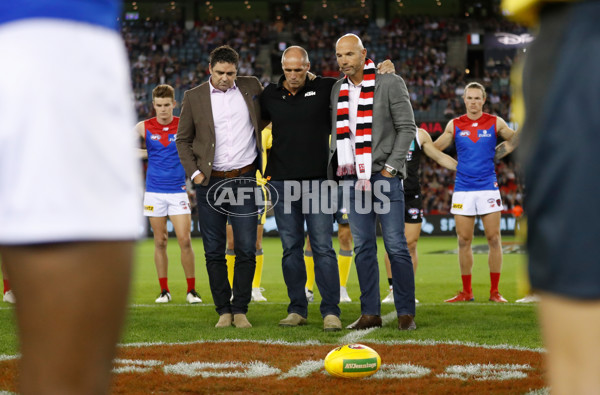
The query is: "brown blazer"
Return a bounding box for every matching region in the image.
[176,76,266,186]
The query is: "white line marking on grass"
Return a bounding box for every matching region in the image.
[278,360,323,379]
[128,301,534,308]
[0,337,543,363]
[524,388,550,395]
[339,311,397,344]
[370,363,431,379]
[163,361,281,378]
[117,337,543,353]
[366,339,545,353]
[437,363,533,381]
[129,302,293,308]
[113,366,155,374]
[121,338,323,348]
[114,359,163,366]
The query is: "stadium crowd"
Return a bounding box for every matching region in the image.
[123,15,525,215]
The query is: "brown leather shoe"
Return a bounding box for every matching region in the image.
[346,314,382,330]
[233,314,252,328]
[215,313,233,328]
[323,315,342,332]
[398,315,416,330]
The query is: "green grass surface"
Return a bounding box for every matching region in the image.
[0,236,541,355]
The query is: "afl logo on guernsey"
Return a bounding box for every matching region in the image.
[459,131,470,137]
[150,134,161,140]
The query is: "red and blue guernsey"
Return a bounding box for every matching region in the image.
[0,0,122,31]
[145,117,187,193]
[453,113,499,192]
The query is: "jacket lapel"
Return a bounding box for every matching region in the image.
[199,82,216,139]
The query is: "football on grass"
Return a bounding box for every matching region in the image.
[324,344,381,378]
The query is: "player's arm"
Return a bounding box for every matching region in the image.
[433,120,455,151]
[494,117,518,160]
[135,121,148,159]
[419,128,457,171]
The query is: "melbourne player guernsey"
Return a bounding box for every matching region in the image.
[145,117,187,193]
[453,113,499,192]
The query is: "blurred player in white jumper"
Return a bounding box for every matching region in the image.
[136,84,202,304]
[0,1,142,393]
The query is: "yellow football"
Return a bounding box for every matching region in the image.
[324,344,381,378]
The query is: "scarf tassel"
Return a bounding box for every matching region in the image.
[336,164,356,177]
[355,179,371,191]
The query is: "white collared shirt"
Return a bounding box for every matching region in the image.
[209,79,256,171]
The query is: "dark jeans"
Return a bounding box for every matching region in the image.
[346,172,415,316]
[269,179,340,319]
[195,171,258,315]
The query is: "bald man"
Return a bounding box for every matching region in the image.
[260,46,343,331]
[261,46,395,331]
[327,34,417,331]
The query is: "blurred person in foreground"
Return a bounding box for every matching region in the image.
[434,82,517,304]
[0,1,142,394]
[329,34,417,331]
[503,1,600,393]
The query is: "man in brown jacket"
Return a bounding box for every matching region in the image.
[177,45,267,329]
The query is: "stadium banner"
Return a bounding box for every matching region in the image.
[145,214,517,238]
[485,32,534,48]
